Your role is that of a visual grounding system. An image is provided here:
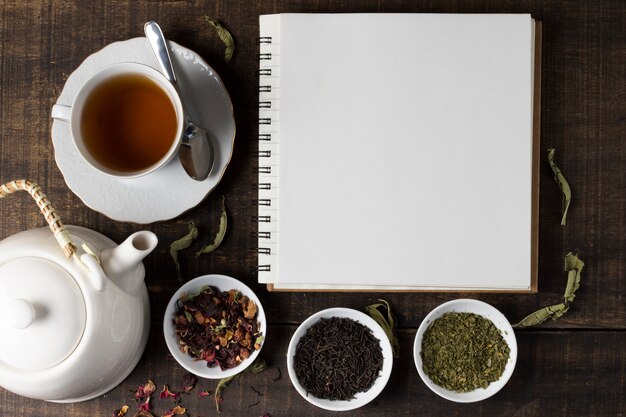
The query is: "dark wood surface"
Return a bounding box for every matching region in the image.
[0,1,624,416]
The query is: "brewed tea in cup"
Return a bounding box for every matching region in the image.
[52,63,184,178]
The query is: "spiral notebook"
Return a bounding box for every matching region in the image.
[257,13,541,292]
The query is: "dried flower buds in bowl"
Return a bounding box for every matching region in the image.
[413,299,517,403]
[286,307,393,411]
[163,274,266,379]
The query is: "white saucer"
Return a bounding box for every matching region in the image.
[51,38,236,223]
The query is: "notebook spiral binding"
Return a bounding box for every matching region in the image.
[255,32,279,279]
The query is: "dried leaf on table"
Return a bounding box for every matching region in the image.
[215,373,240,413]
[512,302,568,328]
[170,221,198,282]
[513,252,584,328]
[205,16,235,62]
[247,358,268,374]
[365,299,400,358]
[547,148,572,226]
[215,358,268,412]
[563,252,584,302]
[196,196,228,257]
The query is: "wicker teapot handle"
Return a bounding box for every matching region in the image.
[0,179,76,257]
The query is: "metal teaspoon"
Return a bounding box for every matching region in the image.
[144,21,214,181]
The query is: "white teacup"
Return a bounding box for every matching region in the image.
[52,62,184,178]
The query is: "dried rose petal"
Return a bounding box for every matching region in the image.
[159,385,180,401]
[181,373,197,393]
[161,405,186,417]
[198,390,211,398]
[144,380,157,396]
[135,380,157,401]
[132,413,148,417]
[133,411,155,417]
[112,405,129,417]
[139,397,151,412]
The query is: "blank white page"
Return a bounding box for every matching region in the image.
[263,13,535,289]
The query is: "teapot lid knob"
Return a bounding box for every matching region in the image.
[7,299,36,329]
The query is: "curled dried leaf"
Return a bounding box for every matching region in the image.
[204,16,235,62]
[563,252,584,302]
[170,221,199,282]
[196,196,228,257]
[547,148,572,226]
[513,252,584,328]
[214,358,268,412]
[512,303,568,328]
[215,373,240,413]
[247,358,267,374]
[365,299,400,358]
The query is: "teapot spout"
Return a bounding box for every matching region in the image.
[99,231,158,294]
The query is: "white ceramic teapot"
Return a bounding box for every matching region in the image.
[0,180,156,402]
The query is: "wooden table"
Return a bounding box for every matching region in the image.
[0,1,624,416]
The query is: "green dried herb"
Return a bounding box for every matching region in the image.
[365,299,400,358]
[215,374,238,413]
[547,148,571,226]
[196,196,227,257]
[513,149,584,328]
[205,16,235,62]
[421,312,510,392]
[513,252,584,328]
[170,221,198,282]
[214,358,267,413]
[247,358,268,374]
[563,252,584,302]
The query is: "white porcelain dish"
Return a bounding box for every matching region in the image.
[413,299,517,403]
[163,274,266,379]
[286,307,393,411]
[51,38,236,223]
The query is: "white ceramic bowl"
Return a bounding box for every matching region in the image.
[163,274,266,379]
[413,299,517,403]
[286,307,393,411]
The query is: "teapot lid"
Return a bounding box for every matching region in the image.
[0,257,86,370]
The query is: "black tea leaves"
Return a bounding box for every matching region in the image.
[293,317,383,401]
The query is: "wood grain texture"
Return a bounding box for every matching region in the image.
[0,0,624,415]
